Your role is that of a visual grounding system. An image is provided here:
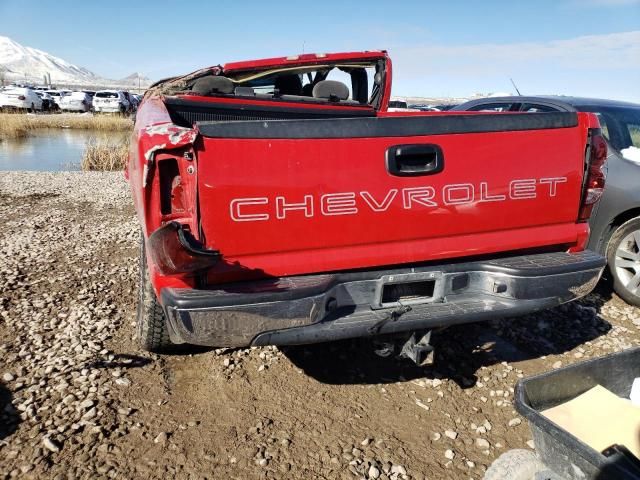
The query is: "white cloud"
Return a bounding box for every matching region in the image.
[390,31,640,76]
[388,31,640,101]
[580,0,640,6]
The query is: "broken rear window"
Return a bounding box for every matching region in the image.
[162,59,386,109]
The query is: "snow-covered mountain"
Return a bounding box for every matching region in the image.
[0,36,151,89]
[0,36,98,83]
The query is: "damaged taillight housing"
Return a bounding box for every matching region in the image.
[578,129,607,222]
[147,222,221,275]
[159,158,186,215]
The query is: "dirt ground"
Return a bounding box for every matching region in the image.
[1,172,639,480]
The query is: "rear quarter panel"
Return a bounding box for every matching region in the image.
[127,95,197,292]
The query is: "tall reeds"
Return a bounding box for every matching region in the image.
[0,113,132,140]
[80,138,130,171]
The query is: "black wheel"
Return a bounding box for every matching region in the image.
[484,449,542,480]
[137,233,173,352]
[607,216,640,307]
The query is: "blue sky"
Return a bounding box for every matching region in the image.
[1,0,639,101]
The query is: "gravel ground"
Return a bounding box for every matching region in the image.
[0,172,638,480]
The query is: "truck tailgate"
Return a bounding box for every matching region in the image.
[195,112,589,280]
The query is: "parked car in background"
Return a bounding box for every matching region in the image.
[46,89,70,109]
[122,91,136,111]
[454,96,640,306]
[35,91,56,111]
[409,104,441,112]
[433,104,457,111]
[388,100,408,109]
[59,91,93,112]
[127,92,140,111]
[0,87,43,111]
[83,90,96,98]
[93,90,131,114]
[388,100,422,112]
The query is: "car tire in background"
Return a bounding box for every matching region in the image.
[137,232,173,352]
[607,216,640,307]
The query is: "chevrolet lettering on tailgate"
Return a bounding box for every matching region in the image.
[229,177,568,221]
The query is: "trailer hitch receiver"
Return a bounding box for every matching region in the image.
[398,330,434,366]
[373,329,435,366]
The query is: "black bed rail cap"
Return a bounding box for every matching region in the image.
[197,111,579,139]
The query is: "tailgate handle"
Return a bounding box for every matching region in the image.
[386,144,444,176]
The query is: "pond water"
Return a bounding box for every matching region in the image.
[0,129,129,172]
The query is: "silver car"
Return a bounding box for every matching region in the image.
[59,91,93,112]
[46,90,71,109]
[0,86,43,111]
[93,90,131,114]
[454,96,640,306]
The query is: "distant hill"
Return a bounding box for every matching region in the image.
[120,72,152,86]
[0,36,151,90]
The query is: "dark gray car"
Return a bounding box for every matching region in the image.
[454,96,640,306]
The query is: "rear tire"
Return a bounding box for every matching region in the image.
[484,449,542,480]
[137,233,173,352]
[607,217,640,307]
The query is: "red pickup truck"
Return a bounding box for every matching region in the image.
[127,51,608,354]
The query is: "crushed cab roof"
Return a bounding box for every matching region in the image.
[150,50,389,93]
[221,51,388,73]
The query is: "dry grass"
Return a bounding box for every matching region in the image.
[0,113,133,140]
[31,113,133,131]
[81,138,130,171]
[0,113,31,140]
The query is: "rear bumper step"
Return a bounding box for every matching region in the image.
[161,251,605,348]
